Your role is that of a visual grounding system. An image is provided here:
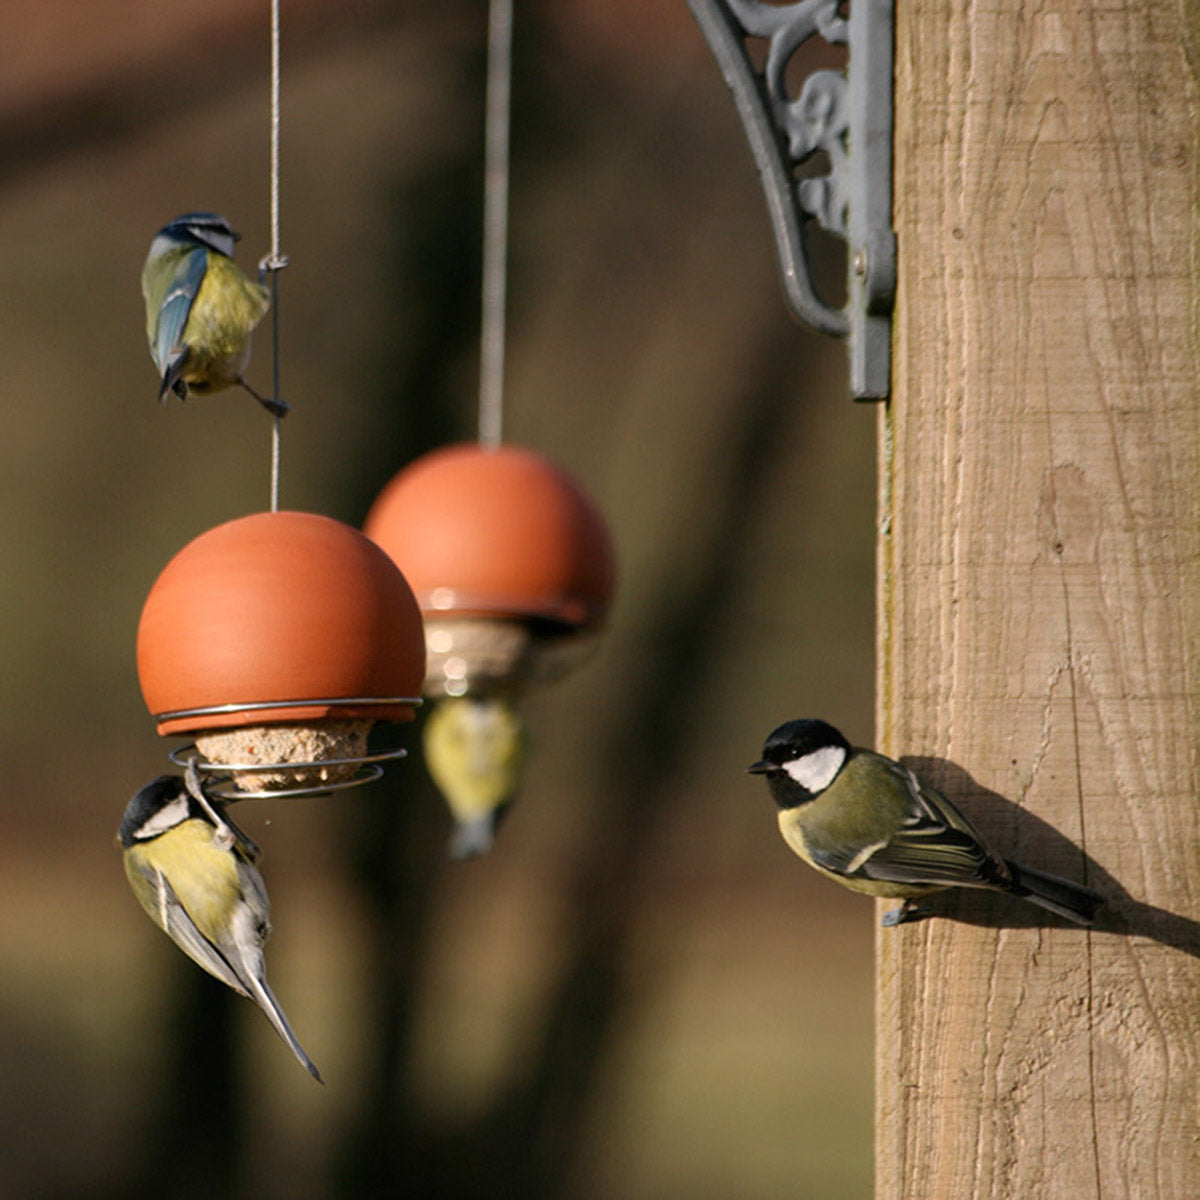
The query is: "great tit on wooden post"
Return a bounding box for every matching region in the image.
[118,773,321,1080]
[748,719,1103,927]
[141,212,286,416]
[422,696,524,858]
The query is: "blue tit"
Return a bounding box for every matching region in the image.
[748,719,1104,927]
[422,696,524,858]
[118,774,321,1080]
[141,212,286,416]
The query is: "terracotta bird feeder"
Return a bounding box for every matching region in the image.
[137,510,426,796]
[363,442,615,699]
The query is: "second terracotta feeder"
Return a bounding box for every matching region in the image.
[137,510,426,797]
[363,442,615,698]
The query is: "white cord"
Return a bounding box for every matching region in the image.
[478,0,513,450]
[270,411,281,512]
[269,0,281,269]
[269,0,283,511]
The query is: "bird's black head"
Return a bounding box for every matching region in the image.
[117,774,193,847]
[158,212,240,258]
[747,718,852,808]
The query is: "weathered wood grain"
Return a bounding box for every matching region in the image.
[877,2,1200,1196]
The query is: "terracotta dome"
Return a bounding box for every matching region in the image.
[363,443,615,628]
[137,510,426,736]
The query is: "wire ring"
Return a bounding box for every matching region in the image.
[168,742,408,800]
[153,695,422,723]
[202,761,392,801]
[168,742,409,775]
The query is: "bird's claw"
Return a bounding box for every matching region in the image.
[236,377,289,419]
[262,396,290,418]
[184,756,235,847]
[258,252,290,282]
[881,900,928,927]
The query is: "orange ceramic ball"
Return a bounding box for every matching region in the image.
[137,511,426,736]
[363,443,616,627]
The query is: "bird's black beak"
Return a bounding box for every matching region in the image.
[746,760,773,774]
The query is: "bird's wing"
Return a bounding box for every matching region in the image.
[152,249,208,387]
[128,858,250,996]
[232,856,272,932]
[844,757,1014,890]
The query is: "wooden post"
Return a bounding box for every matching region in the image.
[878,2,1200,1196]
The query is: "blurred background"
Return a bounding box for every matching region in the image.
[0,1,877,1196]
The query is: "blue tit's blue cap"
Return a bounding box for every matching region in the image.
[157,212,240,256]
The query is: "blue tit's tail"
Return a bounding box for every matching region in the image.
[158,349,190,403]
[449,811,504,859]
[1005,862,1103,925]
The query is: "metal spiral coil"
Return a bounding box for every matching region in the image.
[159,695,421,800]
[168,742,409,800]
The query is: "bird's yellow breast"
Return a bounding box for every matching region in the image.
[180,256,270,388]
[125,819,242,942]
[423,698,523,820]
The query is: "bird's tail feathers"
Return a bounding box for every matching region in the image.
[1005,861,1103,925]
[246,972,323,1083]
[158,354,189,404]
[449,813,499,859]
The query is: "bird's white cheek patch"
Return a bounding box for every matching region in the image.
[135,795,190,840]
[783,745,847,793]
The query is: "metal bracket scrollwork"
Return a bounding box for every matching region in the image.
[687,0,895,399]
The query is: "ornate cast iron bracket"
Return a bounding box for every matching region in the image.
[687,0,895,399]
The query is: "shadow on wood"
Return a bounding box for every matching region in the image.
[894,757,1200,958]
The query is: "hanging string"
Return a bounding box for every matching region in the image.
[266,0,285,511]
[269,0,281,271]
[478,0,513,450]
